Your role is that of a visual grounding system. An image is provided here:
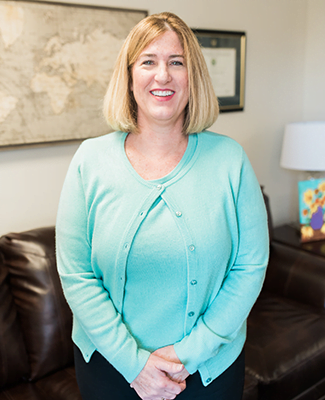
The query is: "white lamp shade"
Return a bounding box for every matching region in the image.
[280,121,325,171]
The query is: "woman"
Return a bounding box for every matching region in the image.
[56,12,269,400]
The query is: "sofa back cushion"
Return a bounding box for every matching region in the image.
[261,186,273,243]
[0,227,74,382]
[0,251,30,388]
[265,242,325,309]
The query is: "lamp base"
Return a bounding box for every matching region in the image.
[301,171,325,181]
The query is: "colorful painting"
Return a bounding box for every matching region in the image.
[298,178,325,242]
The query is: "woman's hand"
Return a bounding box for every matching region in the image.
[130,353,186,400]
[153,345,190,383]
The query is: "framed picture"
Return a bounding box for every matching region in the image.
[0,0,147,148]
[193,29,246,112]
[298,178,325,242]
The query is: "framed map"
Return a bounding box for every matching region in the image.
[0,1,147,148]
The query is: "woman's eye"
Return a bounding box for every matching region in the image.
[143,60,154,65]
[171,60,183,66]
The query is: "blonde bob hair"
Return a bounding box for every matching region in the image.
[103,12,219,134]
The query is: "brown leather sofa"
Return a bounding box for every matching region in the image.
[0,227,81,400]
[245,240,325,398]
[0,194,325,400]
[243,195,325,400]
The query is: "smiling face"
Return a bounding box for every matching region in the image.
[131,30,189,131]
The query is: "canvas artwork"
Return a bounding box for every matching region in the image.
[0,1,146,147]
[298,178,325,242]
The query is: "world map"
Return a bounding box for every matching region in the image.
[0,1,146,147]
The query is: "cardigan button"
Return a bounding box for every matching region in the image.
[190,280,197,285]
[189,245,195,251]
[188,311,195,317]
[175,211,182,217]
[206,377,212,383]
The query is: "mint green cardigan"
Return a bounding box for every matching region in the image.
[56,131,269,386]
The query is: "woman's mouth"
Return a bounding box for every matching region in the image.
[150,90,175,97]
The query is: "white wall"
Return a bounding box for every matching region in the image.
[303,0,325,121]
[0,142,80,234]
[0,0,314,235]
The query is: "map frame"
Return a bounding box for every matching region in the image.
[0,0,147,149]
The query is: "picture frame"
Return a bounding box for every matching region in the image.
[298,178,325,243]
[0,0,147,148]
[193,29,246,112]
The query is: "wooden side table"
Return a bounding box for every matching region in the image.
[273,224,325,258]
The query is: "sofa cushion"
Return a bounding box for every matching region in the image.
[292,375,325,400]
[0,382,46,400]
[242,373,258,400]
[34,366,82,400]
[0,227,74,381]
[245,291,325,400]
[0,366,81,400]
[0,251,29,388]
[265,242,325,310]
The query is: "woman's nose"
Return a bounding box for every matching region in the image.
[155,64,171,84]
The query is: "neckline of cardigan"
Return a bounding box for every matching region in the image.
[120,131,199,188]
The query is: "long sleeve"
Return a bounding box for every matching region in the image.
[174,151,269,379]
[55,143,150,383]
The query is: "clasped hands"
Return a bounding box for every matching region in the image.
[130,345,189,400]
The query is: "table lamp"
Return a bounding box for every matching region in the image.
[280,121,325,242]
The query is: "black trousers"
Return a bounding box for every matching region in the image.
[74,345,245,400]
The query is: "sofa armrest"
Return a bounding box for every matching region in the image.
[263,242,325,309]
